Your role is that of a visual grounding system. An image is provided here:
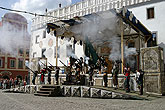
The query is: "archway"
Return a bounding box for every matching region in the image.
[2,75,10,80]
[0,71,12,80]
[16,75,23,80]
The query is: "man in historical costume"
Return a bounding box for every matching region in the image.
[40,68,46,84]
[137,70,144,95]
[112,62,119,89]
[124,67,131,93]
[88,64,95,86]
[103,65,108,87]
[79,57,84,74]
[47,67,52,84]
[55,66,60,85]
[65,66,72,83]
[74,59,82,84]
[135,70,140,82]
[75,67,81,84]
[96,58,102,74]
[32,71,38,85]
[69,56,77,68]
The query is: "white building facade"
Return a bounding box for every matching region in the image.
[128,0,165,45]
[31,0,163,66]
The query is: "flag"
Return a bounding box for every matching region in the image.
[85,37,98,64]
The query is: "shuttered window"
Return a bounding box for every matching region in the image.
[147,7,154,19]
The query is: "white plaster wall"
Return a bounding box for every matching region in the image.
[75,44,84,59]
[31,29,84,66]
[129,1,165,44]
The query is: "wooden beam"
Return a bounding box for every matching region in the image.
[120,19,124,74]
[56,36,58,67]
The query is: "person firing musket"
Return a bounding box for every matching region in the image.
[39,61,55,84]
[55,66,60,85]
[59,60,73,84]
[25,60,39,85]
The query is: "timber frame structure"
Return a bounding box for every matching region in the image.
[46,7,152,73]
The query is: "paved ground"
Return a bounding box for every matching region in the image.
[0,90,165,110]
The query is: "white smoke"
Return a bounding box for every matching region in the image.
[109,35,121,61]
[70,10,123,61]
[66,44,78,59]
[124,46,137,57]
[70,10,137,62]
[70,10,120,43]
[0,22,30,56]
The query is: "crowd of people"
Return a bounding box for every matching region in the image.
[111,61,144,94]
[29,56,144,95]
[0,78,26,89]
[31,65,59,85]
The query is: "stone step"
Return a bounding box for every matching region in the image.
[34,93,50,97]
[42,85,60,88]
[37,91,51,94]
[40,88,55,91]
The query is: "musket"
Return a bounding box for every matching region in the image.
[39,61,54,70]
[59,60,67,67]
[25,65,37,74]
[39,61,46,67]
[48,62,55,69]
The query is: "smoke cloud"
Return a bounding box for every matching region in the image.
[0,22,30,56]
[69,10,137,61]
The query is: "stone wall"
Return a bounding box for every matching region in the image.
[141,46,165,95]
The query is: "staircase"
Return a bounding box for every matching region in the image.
[34,85,62,97]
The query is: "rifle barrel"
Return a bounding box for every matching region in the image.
[40,61,46,66]
[48,62,54,67]
[59,60,67,67]
[26,66,35,74]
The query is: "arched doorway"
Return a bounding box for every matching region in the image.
[0,71,12,80]
[2,75,10,80]
[16,75,22,80]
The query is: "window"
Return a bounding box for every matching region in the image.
[147,32,157,47]
[18,58,23,69]
[147,7,154,19]
[26,49,29,56]
[19,48,24,55]
[152,32,157,46]
[128,42,135,48]
[0,58,3,67]
[42,48,46,58]
[35,35,40,44]
[43,30,46,38]
[10,59,15,68]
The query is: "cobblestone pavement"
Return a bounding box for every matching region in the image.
[0,90,165,110]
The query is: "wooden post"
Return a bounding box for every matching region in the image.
[56,35,58,67]
[138,32,141,70]
[120,19,124,74]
